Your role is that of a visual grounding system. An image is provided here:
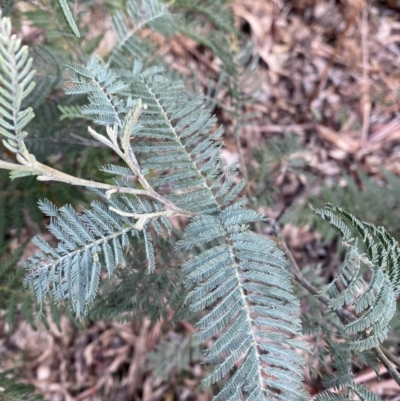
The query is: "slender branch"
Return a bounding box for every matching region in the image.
[1,127,195,218]
[35,159,193,216]
[277,237,356,323]
[13,154,150,196]
[372,346,400,387]
[109,207,175,219]
[120,100,149,187]
[0,160,34,172]
[380,346,400,369]
[1,153,194,216]
[109,207,183,230]
[92,123,151,189]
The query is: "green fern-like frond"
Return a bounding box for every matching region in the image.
[24,45,63,109]
[108,0,176,69]
[23,102,98,160]
[23,7,74,53]
[175,0,236,76]
[129,69,226,213]
[172,0,237,91]
[58,0,80,37]
[65,59,235,214]
[316,385,381,401]
[297,264,384,400]
[23,192,166,318]
[65,55,136,127]
[20,53,309,398]
[6,5,310,398]
[315,394,348,401]
[89,263,187,323]
[0,12,36,154]
[314,340,382,401]
[0,244,30,333]
[58,104,93,121]
[177,202,309,400]
[0,370,44,401]
[248,131,311,208]
[230,43,261,121]
[174,0,236,35]
[321,340,353,391]
[146,333,203,381]
[351,385,382,401]
[312,203,400,352]
[189,41,261,140]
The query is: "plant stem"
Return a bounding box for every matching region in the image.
[372,346,400,387]
[277,237,356,323]
[380,346,400,369]
[1,147,195,218]
[109,207,184,230]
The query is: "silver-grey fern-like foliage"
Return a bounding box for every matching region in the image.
[19,53,309,399]
[317,386,380,401]
[58,0,80,37]
[0,13,35,155]
[108,0,175,69]
[314,339,381,401]
[0,8,310,395]
[24,191,168,317]
[313,204,400,352]
[178,206,309,399]
[312,203,400,401]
